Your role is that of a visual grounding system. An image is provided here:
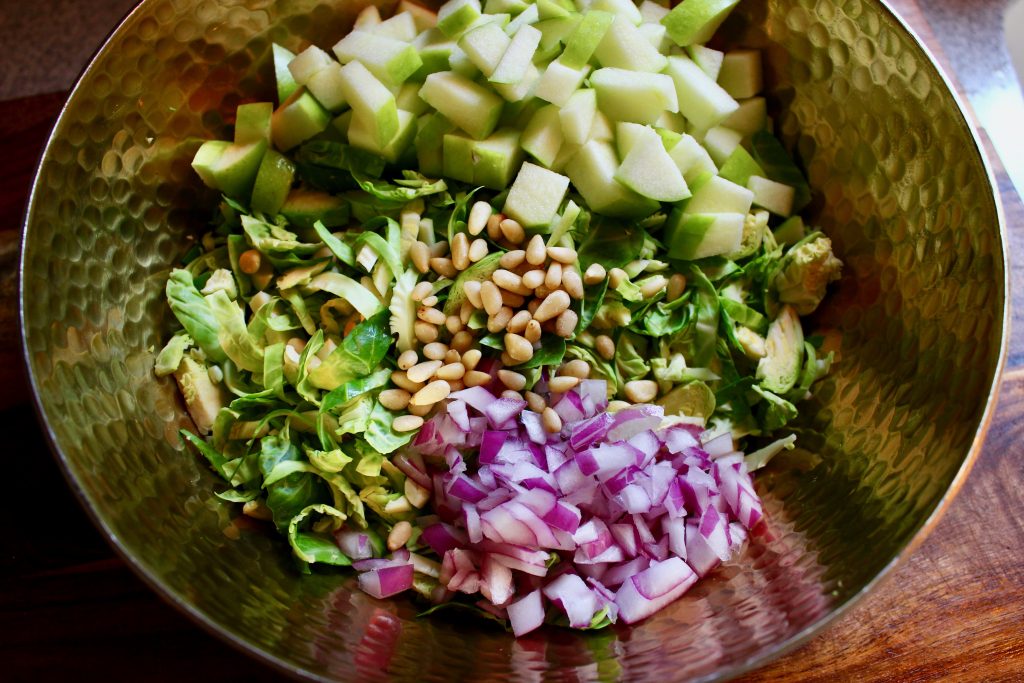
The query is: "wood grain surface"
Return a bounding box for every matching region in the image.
[2,3,1024,681]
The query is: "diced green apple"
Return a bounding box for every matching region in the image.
[637,23,669,52]
[272,44,299,104]
[354,5,382,28]
[535,16,582,51]
[747,175,794,216]
[333,31,423,86]
[486,0,530,15]
[772,215,805,246]
[549,141,582,173]
[560,10,614,69]
[396,81,430,116]
[366,12,419,41]
[668,133,717,183]
[721,96,767,136]
[437,0,483,37]
[718,145,764,186]
[443,128,524,188]
[415,112,455,176]
[665,55,739,130]
[590,0,642,24]
[615,121,649,157]
[192,139,268,198]
[490,24,541,84]
[411,30,456,80]
[686,44,724,80]
[702,125,742,165]
[664,210,744,259]
[587,110,615,141]
[590,68,678,124]
[419,71,504,139]
[504,4,540,35]
[234,102,273,145]
[251,149,295,214]
[535,58,590,106]
[538,0,573,20]
[459,20,511,76]
[492,63,541,102]
[331,110,352,142]
[522,104,565,168]
[271,89,332,151]
[335,61,400,148]
[288,45,334,84]
[614,127,690,202]
[594,14,668,72]
[281,189,350,228]
[639,0,670,23]
[655,110,688,133]
[448,44,483,78]
[305,62,350,112]
[349,109,417,163]
[683,174,753,215]
[560,88,597,145]
[661,0,740,47]
[504,162,571,227]
[565,141,660,217]
[398,0,439,30]
[718,49,762,99]
[656,127,682,150]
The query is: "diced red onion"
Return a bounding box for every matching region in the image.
[481,554,515,605]
[615,558,697,624]
[358,563,414,599]
[449,386,497,413]
[334,529,374,560]
[507,589,544,637]
[521,410,548,444]
[701,431,734,457]
[420,523,469,558]
[484,396,528,428]
[543,573,598,628]
[448,399,470,431]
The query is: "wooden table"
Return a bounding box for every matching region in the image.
[3,3,1023,681]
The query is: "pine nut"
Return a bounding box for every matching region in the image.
[451,331,474,354]
[533,290,571,322]
[584,263,607,285]
[501,389,523,401]
[410,242,430,273]
[393,417,424,437]
[398,349,419,370]
[500,289,526,307]
[498,369,527,391]
[468,201,492,236]
[429,240,449,257]
[465,370,491,387]
[408,359,443,383]
[239,249,262,274]
[560,359,591,379]
[549,376,580,393]
[542,407,563,433]
[448,379,465,392]
[534,285,551,298]
[596,335,615,361]
[524,319,542,343]
[411,380,451,406]
[555,309,578,338]
[508,310,532,334]
[526,234,547,266]
[481,281,503,316]
[429,257,457,278]
[414,321,438,343]
[379,389,412,410]
[462,348,482,371]
[287,337,306,353]
[562,269,584,299]
[436,363,466,381]
[640,275,668,299]
[451,232,470,270]
[392,370,425,393]
[608,400,631,412]
[546,247,577,264]
[446,315,462,335]
[464,280,483,308]
[445,349,462,364]
[423,342,448,361]
[488,306,514,333]
[405,479,431,508]
[522,269,546,290]
[412,281,433,301]
[421,295,439,307]
[667,273,687,301]
[493,269,524,292]
[486,213,503,240]
[500,351,516,366]
[500,249,526,269]
[469,238,488,262]
[388,520,414,550]
[624,380,658,403]
[505,333,534,362]
[609,267,627,288]
[243,499,273,520]
[545,262,563,290]
[525,391,546,413]
[527,299,541,315]
[418,306,446,325]
[408,402,432,416]
[499,218,525,244]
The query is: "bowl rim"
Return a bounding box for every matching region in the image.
[17,0,1010,680]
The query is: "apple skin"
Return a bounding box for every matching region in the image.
[273,44,298,104]
[560,10,614,70]
[281,190,350,229]
[661,0,741,47]
[271,89,332,151]
[235,102,273,145]
[251,149,296,215]
[503,161,570,227]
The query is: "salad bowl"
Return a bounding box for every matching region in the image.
[20,0,1006,680]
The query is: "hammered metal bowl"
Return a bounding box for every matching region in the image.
[20,0,1007,680]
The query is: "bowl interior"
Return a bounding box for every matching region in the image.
[21,0,1005,680]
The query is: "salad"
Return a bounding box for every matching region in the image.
[158,0,843,635]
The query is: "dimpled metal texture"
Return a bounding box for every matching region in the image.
[20,0,1006,680]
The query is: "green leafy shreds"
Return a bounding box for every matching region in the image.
[312,220,356,266]
[241,215,321,257]
[513,336,566,369]
[308,309,392,390]
[336,394,375,436]
[355,171,448,204]
[364,401,416,455]
[206,289,264,372]
[292,140,386,192]
[446,188,481,244]
[321,369,392,413]
[576,218,647,270]
[259,435,329,531]
[389,269,419,353]
[749,131,812,213]
[155,332,192,376]
[305,271,383,320]
[166,269,226,363]
[355,228,404,279]
[288,504,351,566]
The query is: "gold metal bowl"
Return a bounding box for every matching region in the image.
[20,0,1007,679]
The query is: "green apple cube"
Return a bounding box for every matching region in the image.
[331,110,353,142]
[718,145,764,186]
[549,142,582,173]
[664,210,744,259]
[588,110,615,141]
[288,45,334,84]
[561,10,614,70]
[415,112,455,176]
[657,127,683,150]
[702,126,742,165]
[747,175,795,216]
[490,24,541,84]
[522,104,565,168]
[234,102,273,145]
[722,96,767,135]
[590,68,678,124]
[594,14,668,72]
[251,149,296,215]
[655,110,688,133]
[355,5,382,28]
[615,121,650,158]
[412,30,456,80]
[459,21,511,76]
[333,31,423,86]
[639,0,670,23]
[335,61,400,147]
[535,58,590,106]
[538,0,573,20]
[473,128,525,188]
[718,49,763,99]
[772,215,805,246]
[662,0,740,47]
[536,16,582,51]
[614,127,689,202]
[505,3,540,34]
[684,174,753,215]
[486,0,530,14]
[448,44,483,78]
[305,62,350,112]
[438,0,482,37]
[492,62,541,102]
[668,133,717,183]
[271,89,332,150]
[396,81,430,116]
[366,12,419,41]
[273,44,299,104]
[560,89,597,145]
[399,0,439,30]
[443,131,476,183]
[192,139,268,198]
[419,71,503,139]
[349,108,417,163]
[590,0,642,24]
[637,23,669,52]
[281,189,350,228]
[500,97,543,130]
[687,44,724,80]
[565,141,659,217]
[504,162,571,227]
[666,56,739,130]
